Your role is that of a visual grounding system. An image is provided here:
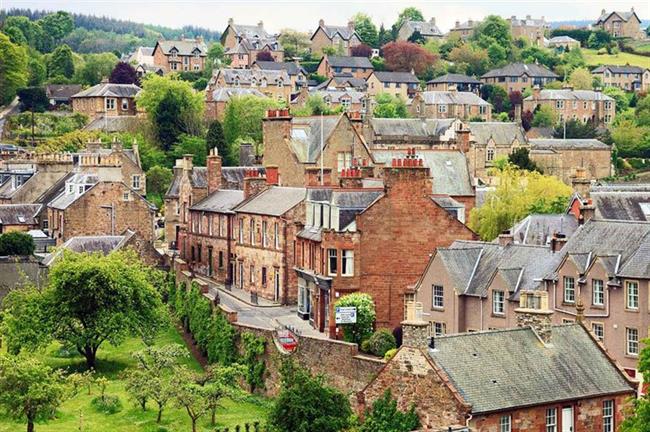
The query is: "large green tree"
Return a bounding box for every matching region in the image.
[622,337,650,431]
[472,15,512,51]
[360,390,420,432]
[38,11,74,51]
[74,52,119,86]
[47,44,75,79]
[392,7,424,38]
[206,120,232,165]
[222,95,283,158]
[0,231,35,256]
[0,355,69,432]
[373,93,409,118]
[352,13,378,47]
[0,33,29,105]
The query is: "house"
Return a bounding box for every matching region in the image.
[366,71,420,100]
[41,229,162,268]
[594,8,644,39]
[310,19,362,56]
[409,91,491,120]
[71,82,141,121]
[481,63,558,93]
[152,37,208,73]
[45,84,82,107]
[362,118,463,149]
[316,55,374,80]
[295,153,477,333]
[220,19,284,69]
[448,19,480,41]
[358,302,636,431]
[126,46,155,67]
[315,75,367,92]
[205,87,266,121]
[206,68,292,106]
[251,61,308,92]
[134,64,164,79]
[523,87,616,127]
[547,35,581,51]
[571,184,650,221]
[47,174,156,245]
[262,111,375,187]
[396,18,443,42]
[592,65,650,92]
[507,15,549,45]
[508,213,579,246]
[0,204,42,233]
[426,74,482,93]
[463,121,527,180]
[529,139,612,184]
[293,88,368,113]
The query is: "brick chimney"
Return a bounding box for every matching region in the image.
[383,148,430,193]
[549,232,568,253]
[339,167,363,189]
[265,165,280,186]
[455,20,460,28]
[305,167,331,187]
[207,147,222,194]
[228,18,234,25]
[401,301,431,349]
[579,198,595,223]
[319,18,325,27]
[455,127,471,153]
[532,85,541,99]
[348,20,355,31]
[243,168,268,199]
[498,230,514,247]
[515,291,553,344]
[257,20,264,29]
[86,139,103,153]
[430,17,436,25]
[514,104,522,124]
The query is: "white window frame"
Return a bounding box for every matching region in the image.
[546,407,557,432]
[341,250,354,277]
[249,219,255,245]
[433,322,446,336]
[121,98,129,111]
[327,249,337,276]
[486,148,495,162]
[132,175,141,190]
[274,222,279,249]
[592,279,604,306]
[563,276,575,303]
[603,400,614,432]
[262,221,268,247]
[592,322,604,341]
[626,281,639,310]
[432,285,444,309]
[493,290,505,315]
[626,327,639,356]
[499,415,511,432]
[238,218,244,244]
[105,98,116,110]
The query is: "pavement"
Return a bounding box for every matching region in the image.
[193,273,327,339]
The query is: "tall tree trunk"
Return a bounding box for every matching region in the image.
[27,418,34,432]
[140,399,146,411]
[211,407,216,425]
[84,345,96,370]
[191,419,197,432]
[157,406,162,423]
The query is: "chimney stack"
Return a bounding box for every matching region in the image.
[401,301,431,349]
[228,18,234,26]
[430,17,436,25]
[549,232,567,253]
[207,147,222,194]
[265,165,280,186]
[515,291,553,344]
[455,127,471,153]
[455,20,460,28]
[319,18,325,27]
[532,85,541,99]
[514,104,522,124]
[257,20,264,29]
[243,168,269,199]
[498,230,514,247]
[348,20,355,31]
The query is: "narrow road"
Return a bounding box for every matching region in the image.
[0,98,20,140]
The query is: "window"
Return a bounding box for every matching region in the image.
[499,415,511,432]
[433,322,446,336]
[479,105,487,114]
[546,408,556,432]
[556,100,564,109]
[132,175,141,190]
[121,98,129,110]
[592,322,604,341]
[432,285,444,309]
[218,251,224,268]
[250,265,255,283]
[238,219,244,243]
[341,250,354,276]
[261,267,267,286]
[262,221,268,247]
[337,152,352,172]
[563,276,575,303]
[249,219,255,245]
[572,100,578,109]
[105,98,116,110]
[438,104,448,113]
[486,148,495,162]
[171,63,178,71]
[626,281,639,310]
[193,64,200,71]
[603,400,614,432]
[605,114,612,124]
[592,279,604,306]
[341,98,351,111]
[274,222,279,249]
[122,192,130,201]
[493,290,505,315]
[626,327,639,356]
[328,249,337,276]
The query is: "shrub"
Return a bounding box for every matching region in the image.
[0,231,35,256]
[91,395,123,414]
[364,330,396,357]
[384,348,398,361]
[334,293,376,345]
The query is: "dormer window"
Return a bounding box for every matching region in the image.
[251,79,256,87]
[261,78,267,87]
[234,78,240,86]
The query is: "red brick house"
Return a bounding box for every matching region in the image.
[358,303,636,431]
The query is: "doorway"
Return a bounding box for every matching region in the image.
[562,406,573,432]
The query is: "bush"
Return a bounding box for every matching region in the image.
[0,231,35,256]
[334,293,376,345]
[363,330,396,357]
[91,395,123,414]
[384,348,398,361]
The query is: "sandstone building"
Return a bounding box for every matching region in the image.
[310,19,362,56]
[152,37,207,73]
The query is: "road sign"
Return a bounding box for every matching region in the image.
[335,306,357,324]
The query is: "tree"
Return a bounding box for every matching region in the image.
[468,163,572,240]
[173,367,210,432]
[27,57,47,87]
[350,43,373,58]
[75,52,118,86]
[552,119,598,139]
[407,30,426,45]
[586,30,611,49]
[603,86,628,114]
[487,42,507,67]
[373,93,409,118]
[532,104,558,127]
[352,13,378,47]
[0,355,68,432]
[472,15,512,51]
[382,41,436,76]
[334,293,376,344]
[206,120,231,165]
[521,109,534,131]
[392,7,424,38]
[0,33,29,105]
[2,250,165,369]
[199,364,247,425]
[38,11,74,47]
[448,43,489,77]
[278,30,311,58]
[256,51,274,62]
[508,147,541,172]
[268,360,352,432]
[109,61,138,84]
[171,134,208,166]
[47,44,75,79]
[480,84,510,113]
[155,90,183,151]
[377,24,393,47]
[622,337,650,431]
[635,95,650,127]
[0,231,35,256]
[146,166,173,202]
[222,95,283,158]
[610,119,647,157]
[568,67,593,90]
[360,390,420,432]
[16,87,48,144]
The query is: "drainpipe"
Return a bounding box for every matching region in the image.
[282,217,289,305]
[226,214,232,287]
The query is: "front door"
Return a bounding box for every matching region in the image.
[562,406,574,432]
[207,248,213,277]
[274,271,280,302]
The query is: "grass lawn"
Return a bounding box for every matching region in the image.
[0,324,269,432]
[583,49,650,68]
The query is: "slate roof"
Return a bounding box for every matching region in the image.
[548,36,579,44]
[591,187,650,221]
[253,61,306,76]
[369,118,457,138]
[305,189,383,232]
[211,88,266,102]
[371,150,473,196]
[228,23,271,40]
[419,91,490,106]
[217,68,290,86]
[453,20,481,30]
[468,122,527,145]
[318,24,357,41]
[595,10,640,25]
[72,83,141,98]
[45,84,83,102]
[530,139,610,150]
[309,89,366,104]
[509,16,548,27]
[316,76,367,91]
[41,232,135,267]
[235,186,306,216]
[510,214,579,246]
[48,173,99,210]
[190,189,245,213]
[592,65,648,74]
[226,37,282,54]
[0,204,41,226]
[371,71,419,84]
[525,89,614,101]
[430,324,634,415]
[325,56,373,69]
[427,73,482,85]
[481,63,558,79]
[400,20,443,37]
[83,116,141,132]
[288,116,340,163]
[156,39,207,56]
